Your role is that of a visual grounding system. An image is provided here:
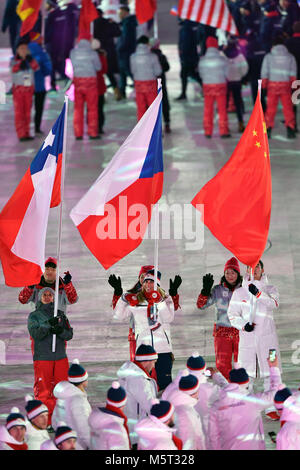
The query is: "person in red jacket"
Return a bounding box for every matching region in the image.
[10,38,39,141]
[91,38,108,135]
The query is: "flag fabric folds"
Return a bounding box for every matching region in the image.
[78,0,99,39]
[177,0,238,36]
[0,104,66,287]
[17,0,42,37]
[70,86,163,270]
[191,92,271,269]
[135,0,157,24]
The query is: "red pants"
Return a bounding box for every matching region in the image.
[134,80,157,121]
[265,81,295,129]
[203,83,229,136]
[12,85,34,139]
[73,77,99,137]
[33,358,69,425]
[213,325,239,380]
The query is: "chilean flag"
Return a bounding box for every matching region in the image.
[70,85,163,270]
[0,104,65,287]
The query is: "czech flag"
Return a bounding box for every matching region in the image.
[70,85,163,270]
[0,104,66,287]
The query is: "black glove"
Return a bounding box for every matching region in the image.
[244,322,255,332]
[248,283,259,296]
[108,274,123,296]
[20,60,27,70]
[26,54,33,62]
[28,285,35,289]
[49,316,59,327]
[169,275,182,296]
[51,325,64,335]
[63,271,72,285]
[201,273,214,296]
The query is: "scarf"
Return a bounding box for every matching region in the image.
[105,405,131,448]
[5,442,28,450]
[172,434,183,450]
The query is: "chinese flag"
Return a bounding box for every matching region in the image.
[136,0,157,24]
[191,91,271,269]
[78,0,99,39]
[17,0,42,37]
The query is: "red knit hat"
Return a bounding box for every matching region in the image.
[206,36,218,49]
[45,257,57,267]
[224,257,240,273]
[139,265,154,277]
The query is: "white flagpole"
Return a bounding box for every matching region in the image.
[52,96,69,353]
[249,267,254,326]
[153,11,158,39]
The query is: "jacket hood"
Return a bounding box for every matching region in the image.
[242,272,269,289]
[53,380,85,399]
[0,425,25,445]
[135,416,176,441]
[117,361,149,381]
[88,408,124,430]
[77,39,92,49]
[167,389,197,408]
[136,44,150,54]
[271,44,288,55]
[280,392,300,423]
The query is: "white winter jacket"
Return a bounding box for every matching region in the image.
[52,381,92,450]
[88,407,131,450]
[261,44,297,83]
[25,420,50,450]
[113,294,174,353]
[117,360,158,445]
[228,275,281,379]
[226,53,249,82]
[167,389,206,450]
[276,392,300,450]
[198,47,228,85]
[135,415,178,450]
[130,44,162,81]
[70,39,101,78]
[208,367,281,450]
[162,370,227,450]
[0,425,27,450]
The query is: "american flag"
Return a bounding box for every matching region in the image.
[177,0,238,36]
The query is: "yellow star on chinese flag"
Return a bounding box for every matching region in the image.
[263,122,267,134]
[255,141,261,148]
[253,130,258,137]
[264,152,267,158]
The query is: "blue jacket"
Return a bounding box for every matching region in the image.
[28,42,52,92]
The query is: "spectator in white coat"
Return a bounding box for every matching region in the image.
[88,381,131,450]
[167,370,206,450]
[114,270,175,391]
[0,407,28,450]
[276,392,300,450]
[52,359,91,450]
[24,395,50,450]
[228,260,282,420]
[117,344,158,446]
[130,35,162,121]
[208,359,281,450]
[135,399,183,450]
[54,422,77,450]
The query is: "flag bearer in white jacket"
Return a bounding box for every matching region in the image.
[208,359,281,450]
[114,270,175,391]
[167,371,206,450]
[117,344,158,446]
[52,359,91,450]
[135,399,183,450]
[88,381,131,450]
[24,395,50,450]
[228,260,282,420]
[276,392,300,450]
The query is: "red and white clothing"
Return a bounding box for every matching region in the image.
[261,44,297,130]
[0,426,28,450]
[89,406,131,450]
